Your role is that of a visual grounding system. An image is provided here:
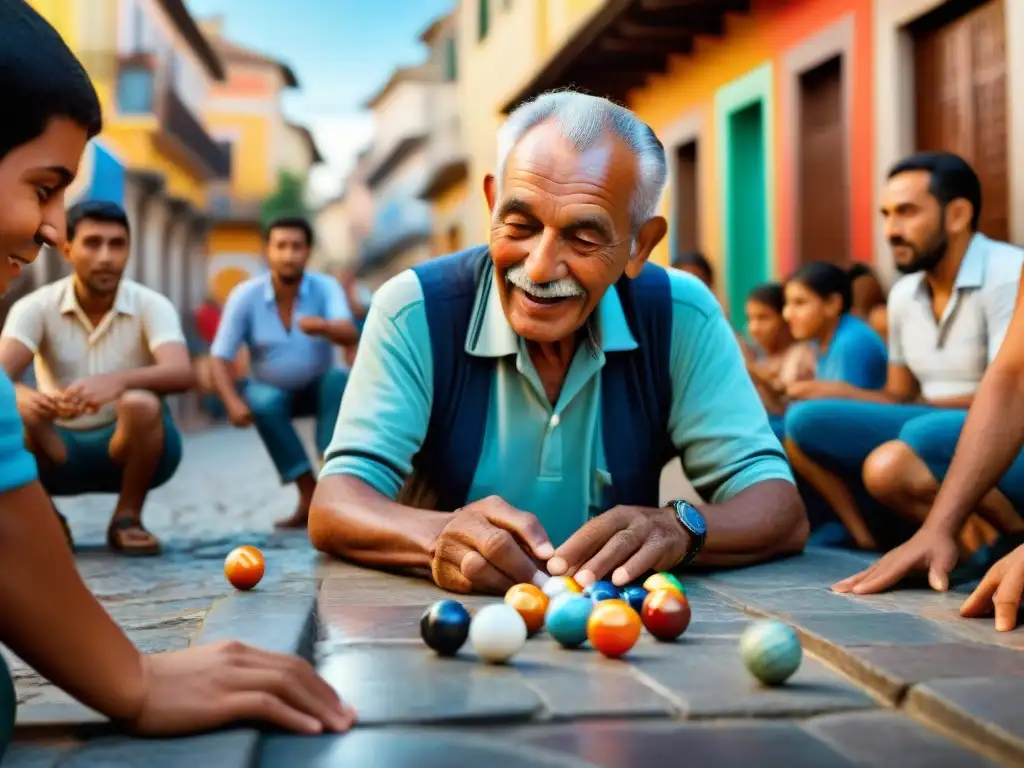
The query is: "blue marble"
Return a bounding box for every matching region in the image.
[583,580,621,603]
[620,585,649,613]
[545,593,593,649]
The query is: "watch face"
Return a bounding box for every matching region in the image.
[679,502,707,536]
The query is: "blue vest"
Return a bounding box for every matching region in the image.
[411,246,674,514]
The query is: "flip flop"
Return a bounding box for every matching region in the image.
[106,517,161,556]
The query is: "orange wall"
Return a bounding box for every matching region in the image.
[628,0,874,277]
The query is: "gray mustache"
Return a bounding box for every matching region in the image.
[505,264,585,299]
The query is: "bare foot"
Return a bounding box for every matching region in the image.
[274,505,309,529]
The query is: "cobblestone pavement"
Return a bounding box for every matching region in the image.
[5,422,319,710]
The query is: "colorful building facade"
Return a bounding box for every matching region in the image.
[199,18,321,305]
[25,0,231,322]
[484,0,1024,323]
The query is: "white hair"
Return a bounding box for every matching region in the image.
[496,90,668,234]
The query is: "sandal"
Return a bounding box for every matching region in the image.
[106,517,161,556]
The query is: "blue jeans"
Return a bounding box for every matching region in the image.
[900,409,1024,511]
[244,368,348,482]
[785,400,946,547]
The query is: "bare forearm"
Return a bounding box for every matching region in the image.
[0,483,145,720]
[927,370,1024,534]
[694,480,808,566]
[926,395,975,409]
[321,320,360,347]
[210,357,245,407]
[117,363,195,395]
[309,475,449,570]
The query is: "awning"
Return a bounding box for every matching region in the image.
[502,0,749,113]
[67,140,127,206]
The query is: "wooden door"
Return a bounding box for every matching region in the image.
[798,56,849,266]
[913,0,1008,241]
[674,140,699,254]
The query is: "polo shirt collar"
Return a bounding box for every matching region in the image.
[465,261,639,358]
[953,232,989,289]
[262,271,310,302]
[59,277,136,317]
[914,232,991,299]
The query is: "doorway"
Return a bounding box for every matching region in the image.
[726,101,768,324]
[912,0,1008,241]
[798,56,848,265]
[674,140,699,255]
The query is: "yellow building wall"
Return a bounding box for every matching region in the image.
[433,178,469,219]
[627,16,770,269]
[209,225,263,256]
[205,113,274,199]
[458,0,612,243]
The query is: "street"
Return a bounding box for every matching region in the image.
[4,423,319,712]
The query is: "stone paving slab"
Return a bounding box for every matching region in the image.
[906,677,1024,766]
[297,550,1023,766]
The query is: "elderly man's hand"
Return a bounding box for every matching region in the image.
[430,496,555,595]
[547,506,691,588]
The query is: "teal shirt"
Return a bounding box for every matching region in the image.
[321,264,793,547]
[0,371,37,494]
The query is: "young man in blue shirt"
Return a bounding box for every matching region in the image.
[0,2,352,757]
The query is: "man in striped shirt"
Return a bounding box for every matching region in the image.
[0,200,194,555]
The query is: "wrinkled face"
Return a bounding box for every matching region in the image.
[266,226,310,285]
[881,170,952,275]
[0,118,87,295]
[486,121,666,344]
[783,281,837,342]
[745,300,787,352]
[65,218,130,297]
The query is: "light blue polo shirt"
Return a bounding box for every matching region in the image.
[321,263,794,547]
[0,371,37,494]
[211,271,352,391]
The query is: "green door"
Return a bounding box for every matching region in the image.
[726,101,767,331]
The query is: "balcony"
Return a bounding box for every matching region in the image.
[116,55,231,180]
[359,195,432,273]
[419,84,467,200]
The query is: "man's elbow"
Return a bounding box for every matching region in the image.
[777,493,809,555]
[308,499,344,557]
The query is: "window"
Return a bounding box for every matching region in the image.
[477,0,489,40]
[443,36,457,81]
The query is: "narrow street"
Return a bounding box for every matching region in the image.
[5,424,319,712]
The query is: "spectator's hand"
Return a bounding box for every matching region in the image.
[61,373,126,411]
[547,505,691,588]
[786,380,844,401]
[226,399,253,428]
[960,544,1024,632]
[297,316,327,336]
[14,385,58,423]
[430,496,554,594]
[833,526,959,594]
[130,641,356,736]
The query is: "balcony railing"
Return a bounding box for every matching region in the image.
[115,55,230,180]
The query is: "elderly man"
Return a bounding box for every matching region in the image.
[308,92,807,595]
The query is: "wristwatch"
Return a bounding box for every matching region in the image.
[665,499,707,569]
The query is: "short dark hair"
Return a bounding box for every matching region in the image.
[788,261,853,313]
[887,151,982,231]
[747,282,785,314]
[0,0,102,161]
[673,251,714,283]
[846,262,875,281]
[66,200,130,242]
[265,216,314,247]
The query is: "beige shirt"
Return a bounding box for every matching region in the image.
[2,277,186,430]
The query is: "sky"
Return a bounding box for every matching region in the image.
[185,0,454,203]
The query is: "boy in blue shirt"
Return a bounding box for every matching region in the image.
[0,2,352,757]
